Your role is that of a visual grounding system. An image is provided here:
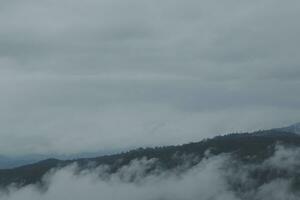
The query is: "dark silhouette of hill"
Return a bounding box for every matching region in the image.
[1,129,300,189]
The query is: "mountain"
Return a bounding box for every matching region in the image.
[0,128,300,191]
[0,150,125,169]
[0,156,38,169]
[277,122,300,134]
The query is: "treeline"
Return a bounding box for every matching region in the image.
[0,129,300,189]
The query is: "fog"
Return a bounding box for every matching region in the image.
[1,146,300,200]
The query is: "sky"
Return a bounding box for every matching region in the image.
[1,0,300,156]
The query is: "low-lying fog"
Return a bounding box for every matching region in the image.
[1,146,300,200]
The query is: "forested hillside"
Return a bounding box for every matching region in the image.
[1,129,300,192]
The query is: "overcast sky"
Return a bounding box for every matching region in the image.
[1,0,300,156]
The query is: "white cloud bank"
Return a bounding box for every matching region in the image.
[2,146,300,200]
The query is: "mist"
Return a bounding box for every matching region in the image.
[1,145,300,200]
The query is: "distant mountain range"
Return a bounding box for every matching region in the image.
[0,156,40,170]
[277,122,300,134]
[1,123,300,194]
[0,150,124,169]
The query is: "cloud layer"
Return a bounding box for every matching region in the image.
[1,0,300,155]
[2,146,300,200]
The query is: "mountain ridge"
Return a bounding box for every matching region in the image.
[1,127,300,189]
[276,122,300,134]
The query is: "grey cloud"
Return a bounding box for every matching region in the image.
[0,0,300,155]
